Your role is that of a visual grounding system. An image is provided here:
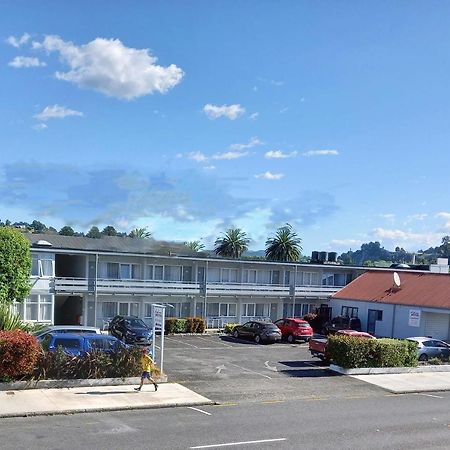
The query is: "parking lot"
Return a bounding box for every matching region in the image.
[160,334,385,403]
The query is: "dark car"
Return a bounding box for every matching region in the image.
[43,333,126,357]
[232,321,282,344]
[324,316,362,335]
[109,315,153,345]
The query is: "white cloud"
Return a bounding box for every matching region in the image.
[203,103,245,120]
[213,151,249,160]
[254,171,284,180]
[279,107,289,114]
[34,105,83,121]
[203,165,216,170]
[302,149,339,157]
[187,151,208,162]
[32,123,48,131]
[35,35,183,100]
[380,213,395,221]
[249,112,259,120]
[5,33,30,48]
[330,238,363,247]
[265,150,298,159]
[437,212,450,231]
[229,137,261,151]
[8,56,46,68]
[372,228,441,248]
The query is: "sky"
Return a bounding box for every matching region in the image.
[1,0,450,256]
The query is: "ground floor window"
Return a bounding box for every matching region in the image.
[219,303,237,317]
[284,302,317,318]
[14,295,53,322]
[341,306,359,318]
[242,303,266,317]
[101,301,140,318]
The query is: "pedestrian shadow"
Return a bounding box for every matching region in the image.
[74,390,135,395]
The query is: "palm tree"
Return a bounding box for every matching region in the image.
[214,228,250,258]
[185,241,205,252]
[265,223,302,262]
[129,227,152,239]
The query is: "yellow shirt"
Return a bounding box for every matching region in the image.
[140,354,153,372]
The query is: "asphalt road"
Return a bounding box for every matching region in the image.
[2,391,450,450]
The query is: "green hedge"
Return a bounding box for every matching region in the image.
[164,317,206,334]
[327,335,418,369]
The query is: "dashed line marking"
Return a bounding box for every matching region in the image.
[228,362,272,379]
[190,438,287,448]
[187,407,212,416]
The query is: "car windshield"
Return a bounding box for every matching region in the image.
[125,318,147,328]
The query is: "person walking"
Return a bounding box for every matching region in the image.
[135,347,158,392]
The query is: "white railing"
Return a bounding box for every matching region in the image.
[53,277,343,297]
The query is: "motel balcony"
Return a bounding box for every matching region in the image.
[50,277,343,298]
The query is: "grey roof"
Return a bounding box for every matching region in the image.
[25,233,202,257]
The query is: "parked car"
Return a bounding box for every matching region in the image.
[33,325,101,342]
[232,321,282,344]
[42,333,126,356]
[406,337,450,362]
[324,316,362,335]
[109,315,153,346]
[274,318,313,343]
[309,330,375,360]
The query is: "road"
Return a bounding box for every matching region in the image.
[1,334,450,449]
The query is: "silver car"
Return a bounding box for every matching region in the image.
[406,337,450,362]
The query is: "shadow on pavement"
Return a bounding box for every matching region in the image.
[74,390,137,395]
[277,360,339,378]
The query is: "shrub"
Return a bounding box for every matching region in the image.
[328,335,418,369]
[165,318,178,334]
[174,318,187,333]
[164,317,205,334]
[0,330,40,378]
[185,317,196,333]
[33,346,150,380]
[303,313,324,333]
[195,317,206,333]
[224,323,240,334]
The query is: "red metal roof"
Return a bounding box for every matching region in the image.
[332,270,450,309]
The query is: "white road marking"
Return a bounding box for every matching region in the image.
[228,362,272,379]
[195,335,234,347]
[165,337,199,348]
[187,406,212,416]
[216,364,226,374]
[190,438,287,448]
[417,393,444,399]
[264,360,278,372]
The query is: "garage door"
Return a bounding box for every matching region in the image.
[423,313,450,341]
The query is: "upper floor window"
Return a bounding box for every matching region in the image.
[301,272,319,286]
[31,258,54,277]
[164,265,182,282]
[242,269,257,284]
[120,264,141,280]
[221,268,238,283]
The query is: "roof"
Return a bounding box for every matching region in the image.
[25,233,201,257]
[332,270,450,309]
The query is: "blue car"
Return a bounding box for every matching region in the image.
[43,333,126,357]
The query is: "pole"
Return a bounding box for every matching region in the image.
[203,259,208,324]
[151,303,156,362]
[94,253,98,328]
[292,265,297,317]
[160,307,166,374]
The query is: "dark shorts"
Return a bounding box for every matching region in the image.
[141,371,152,379]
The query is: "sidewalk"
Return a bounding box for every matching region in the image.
[0,383,213,418]
[351,372,450,394]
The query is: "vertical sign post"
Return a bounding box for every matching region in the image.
[151,304,166,374]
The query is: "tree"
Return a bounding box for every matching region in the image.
[86,226,102,239]
[129,227,152,239]
[30,220,47,233]
[265,223,302,262]
[185,241,205,252]
[214,228,250,258]
[439,236,450,258]
[0,227,31,304]
[58,226,75,236]
[101,226,118,236]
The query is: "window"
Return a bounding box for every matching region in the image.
[302,272,319,286]
[31,257,39,276]
[242,303,256,316]
[207,303,220,316]
[26,296,38,321]
[107,263,119,279]
[145,303,153,318]
[130,303,139,316]
[164,265,182,281]
[39,295,52,321]
[147,266,154,280]
[219,303,237,317]
[221,269,238,283]
[54,338,81,349]
[88,338,117,351]
[40,259,54,277]
[120,264,131,279]
[243,269,257,283]
[14,295,53,322]
[257,270,271,284]
[284,271,291,285]
[102,302,117,318]
[302,304,309,316]
[341,306,359,318]
[255,304,264,316]
[272,270,280,285]
[207,268,221,282]
[154,266,163,280]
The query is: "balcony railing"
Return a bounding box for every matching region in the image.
[52,277,343,297]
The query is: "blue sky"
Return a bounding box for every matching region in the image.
[1,1,450,255]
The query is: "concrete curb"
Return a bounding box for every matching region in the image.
[0,375,168,391]
[0,400,216,419]
[330,364,450,375]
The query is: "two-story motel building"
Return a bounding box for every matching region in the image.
[16,234,365,329]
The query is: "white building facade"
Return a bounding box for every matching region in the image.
[18,234,364,329]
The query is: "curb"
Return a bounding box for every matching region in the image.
[0,400,216,419]
[0,375,168,391]
[329,364,450,375]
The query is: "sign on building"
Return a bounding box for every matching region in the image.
[408,309,421,327]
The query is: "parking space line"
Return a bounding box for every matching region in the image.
[195,335,234,348]
[187,406,212,416]
[165,337,199,348]
[190,438,287,448]
[261,400,284,404]
[228,362,272,379]
[417,393,444,399]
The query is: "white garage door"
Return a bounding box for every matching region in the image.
[423,313,450,341]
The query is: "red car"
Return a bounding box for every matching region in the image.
[274,318,313,343]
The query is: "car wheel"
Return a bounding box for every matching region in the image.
[255,335,261,344]
[233,329,239,339]
[287,334,295,344]
[418,353,428,362]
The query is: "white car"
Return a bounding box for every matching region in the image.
[33,325,101,342]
